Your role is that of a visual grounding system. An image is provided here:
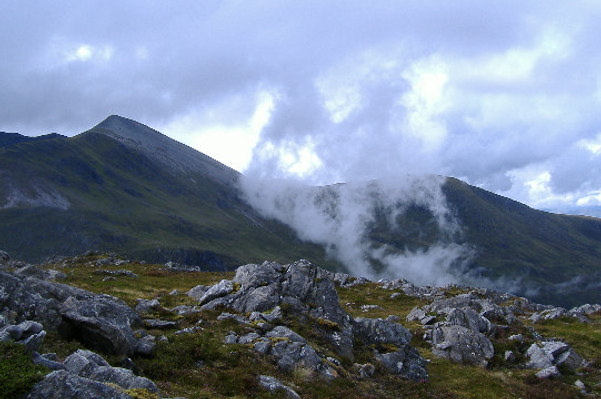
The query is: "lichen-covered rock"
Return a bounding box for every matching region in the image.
[353,317,412,346]
[431,325,494,366]
[445,308,495,336]
[375,346,428,381]
[258,375,301,399]
[201,260,355,358]
[526,341,586,372]
[27,370,134,399]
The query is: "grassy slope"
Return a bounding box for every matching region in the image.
[443,178,601,306]
[27,254,601,399]
[0,132,339,270]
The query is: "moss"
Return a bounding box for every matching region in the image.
[0,342,47,399]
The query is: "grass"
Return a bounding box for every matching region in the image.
[0,342,47,399]
[24,253,601,398]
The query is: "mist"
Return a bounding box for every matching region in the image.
[239,174,474,286]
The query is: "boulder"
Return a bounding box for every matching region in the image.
[0,320,46,352]
[258,375,301,399]
[375,346,428,381]
[431,325,494,366]
[445,308,495,336]
[353,317,412,346]
[27,370,134,399]
[59,295,146,356]
[526,341,586,371]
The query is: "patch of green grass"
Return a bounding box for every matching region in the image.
[0,342,47,399]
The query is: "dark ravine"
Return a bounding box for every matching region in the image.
[2,115,601,307]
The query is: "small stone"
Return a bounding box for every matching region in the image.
[535,366,560,378]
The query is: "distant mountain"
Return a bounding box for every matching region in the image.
[2,115,601,307]
[0,132,66,148]
[0,115,335,270]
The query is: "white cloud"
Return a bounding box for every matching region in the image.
[1,1,601,214]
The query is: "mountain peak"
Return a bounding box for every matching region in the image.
[90,115,239,186]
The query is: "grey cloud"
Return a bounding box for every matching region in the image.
[2,1,601,210]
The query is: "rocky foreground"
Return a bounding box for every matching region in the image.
[1,251,600,398]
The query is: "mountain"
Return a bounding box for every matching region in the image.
[2,115,601,307]
[0,115,335,270]
[442,178,601,307]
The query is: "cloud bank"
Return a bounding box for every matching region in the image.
[240,175,474,285]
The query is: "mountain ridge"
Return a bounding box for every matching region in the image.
[2,116,601,307]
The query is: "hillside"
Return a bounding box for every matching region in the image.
[1,252,600,398]
[0,116,336,270]
[2,115,601,307]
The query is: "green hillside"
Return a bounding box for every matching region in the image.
[0,128,336,270]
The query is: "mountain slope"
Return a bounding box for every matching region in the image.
[0,116,336,269]
[442,178,601,306]
[2,115,601,307]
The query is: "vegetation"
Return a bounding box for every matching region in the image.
[16,253,597,398]
[0,341,46,399]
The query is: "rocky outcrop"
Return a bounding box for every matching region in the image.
[0,269,151,356]
[195,260,355,359]
[27,349,159,399]
[190,259,428,381]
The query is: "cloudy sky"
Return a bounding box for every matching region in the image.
[2,1,601,212]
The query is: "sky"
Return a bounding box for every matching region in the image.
[2,1,601,213]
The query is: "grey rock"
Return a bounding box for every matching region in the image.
[238,332,261,344]
[198,279,234,305]
[431,325,494,366]
[258,375,301,399]
[254,338,272,355]
[504,350,516,364]
[143,319,177,329]
[525,343,555,369]
[353,317,412,346]
[570,303,601,315]
[187,284,209,300]
[0,320,46,352]
[375,346,428,381]
[135,298,162,314]
[63,349,158,392]
[0,250,10,264]
[445,308,495,336]
[87,366,158,392]
[526,341,586,371]
[266,325,306,343]
[0,270,148,356]
[202,259,355,358]
[27,370,133,399]
[536,366,560,379]
[224,332,239,344]
[170,305,201,316]
[64,349,111,376]
[59,295,143,355]
[32,352,66,370]
[270,340,325,375]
